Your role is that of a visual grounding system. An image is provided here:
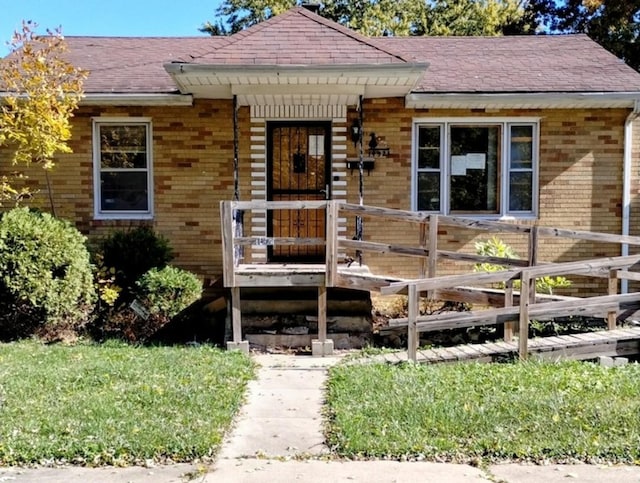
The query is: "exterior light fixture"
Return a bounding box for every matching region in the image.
[350,119,361,146]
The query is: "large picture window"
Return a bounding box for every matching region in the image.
[93,118,153,219]
[414,119,538,217]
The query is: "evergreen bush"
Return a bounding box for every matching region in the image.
[96,266,202,343]
[98,226,173,294]
[137,266,202,319]
[0,208,95,339]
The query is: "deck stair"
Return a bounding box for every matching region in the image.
[234,286,372,350]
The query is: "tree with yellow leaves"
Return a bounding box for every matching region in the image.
[0,21,87,213]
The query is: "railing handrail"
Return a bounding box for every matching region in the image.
[231,200,328,211]
[220,199,640,361]
[380,253,640,295]
[337,201,640,245]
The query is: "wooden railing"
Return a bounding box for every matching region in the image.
[324,202,640,361]
[221,200,640,359]
[380,256,640,361]
[220,200,330,353]
[221,200,328,287]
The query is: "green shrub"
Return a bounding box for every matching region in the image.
[137,266,202,318]
[98,226,173,293]
[90,228,178,342]
[0,208,95,339]
[474,236,571,295]
[92,252,121,307]
[96,266,202,342]
[474,236,518,275]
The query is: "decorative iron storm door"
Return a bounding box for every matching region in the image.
[267,121,331,262]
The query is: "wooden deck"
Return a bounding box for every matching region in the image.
[221,200,640,359]
[369,327,640,364]
[233,263,382,287]
[235,263,326,287]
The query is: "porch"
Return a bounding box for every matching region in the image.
[221,200,640,360]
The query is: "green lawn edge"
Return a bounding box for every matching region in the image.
[325,360,640,464]
[0,341,255,466]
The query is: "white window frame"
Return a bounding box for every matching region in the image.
[412,117,540,219]
[92,117,154,220]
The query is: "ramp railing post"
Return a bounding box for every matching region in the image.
[504,280,514,342]
[518,272,530,360]
[608,270,618,330]
[325,201,338,287]
[408,284,418,362]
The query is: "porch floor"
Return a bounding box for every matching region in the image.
[233,263,378,288]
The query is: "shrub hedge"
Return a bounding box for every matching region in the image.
[137,266,203,319]
[0,208,95,339]
[98,226,173,293]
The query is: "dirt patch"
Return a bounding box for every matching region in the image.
[370,294,493,348]
[370,293,612,349]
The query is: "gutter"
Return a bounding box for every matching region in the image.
[621,99,640,294]
[1,92,194,107]
[80,93,193,106]
[405,92,640,109]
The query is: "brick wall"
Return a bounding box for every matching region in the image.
[0,98,633,292]
[342,99,630,290]
[0,99,244,280]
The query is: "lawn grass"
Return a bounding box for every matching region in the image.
[0,341,254,466]
[326,361,640,464]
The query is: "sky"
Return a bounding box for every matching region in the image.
[0,0,223,54]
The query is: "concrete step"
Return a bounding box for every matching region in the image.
[241,298,371,315]
[241,286,370,299]
[243,314,371,333]
[246,333,367,350]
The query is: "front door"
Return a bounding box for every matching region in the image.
[267,121,331,262]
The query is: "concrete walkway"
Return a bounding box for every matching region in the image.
[209,353,489,481]
[216,353,334,459]
[2,352,640,482]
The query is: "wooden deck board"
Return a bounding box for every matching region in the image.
[443,346,468,360]
[233,263,386,288]
[614,327,640,338]
[570,332,606,343]
[370,328,640,365]
[528,338,556,351]
[234,263,326,287]
[466,343,497,356]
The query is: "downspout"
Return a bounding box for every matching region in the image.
[356,95,364,265]
[621,99,640,293]
[233,94,240,202]
[232,95,243,264]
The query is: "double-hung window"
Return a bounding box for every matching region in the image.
[413,118,538,217]
[93,118,153,219]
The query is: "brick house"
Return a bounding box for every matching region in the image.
[4,6,640,285]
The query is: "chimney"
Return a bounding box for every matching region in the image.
[301,2,320,13]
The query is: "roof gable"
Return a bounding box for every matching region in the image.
[10,6,640,106]
[180,7,409,65]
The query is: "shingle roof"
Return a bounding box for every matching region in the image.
[179,7,409,65]
[34,8,640,95]
[62,37,217,93]
[379,35,640,93]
